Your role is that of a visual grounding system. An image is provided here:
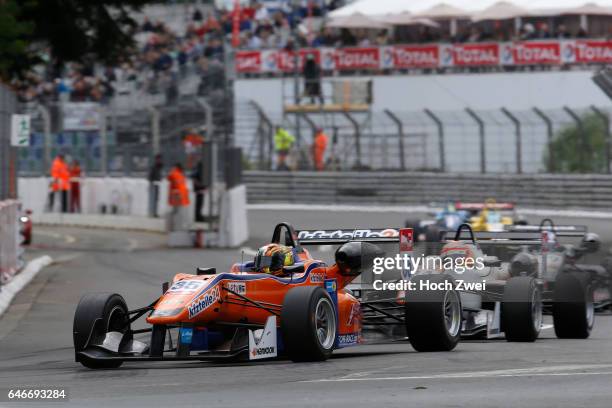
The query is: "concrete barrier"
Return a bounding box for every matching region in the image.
[33,213,166,232]
[18,177,248,247]
[243,171,612,210]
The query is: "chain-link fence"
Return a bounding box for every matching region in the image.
[18,96,226,177]
[245,104,612,174]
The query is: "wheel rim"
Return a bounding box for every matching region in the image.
[531,288,543,332]
[315,298,336,350]
[443,290,461,337]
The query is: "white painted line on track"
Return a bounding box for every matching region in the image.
[302,364,612,383]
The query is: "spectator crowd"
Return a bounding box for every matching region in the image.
[11,0,612,105]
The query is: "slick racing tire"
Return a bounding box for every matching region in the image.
[423,225,442,256]
[501,277,542,342]
[281,286,337,362]
[73,293,130,369]
[553,272,594,339]
[405,274,462,352]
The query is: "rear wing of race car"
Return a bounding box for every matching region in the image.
[296,228,402,245]
[455,202,515,211]
[506,224,587,237]
[440,229,542,245]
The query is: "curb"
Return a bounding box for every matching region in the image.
[0,256,53,318]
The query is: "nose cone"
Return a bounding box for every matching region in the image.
[147,278,221,325]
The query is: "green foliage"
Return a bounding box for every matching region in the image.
[0,0,154,81]
[545,112,609,173]
[0,0,34,80]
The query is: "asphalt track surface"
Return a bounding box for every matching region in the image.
[1,209,612,407]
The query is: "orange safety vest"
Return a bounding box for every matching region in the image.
[314,132,328,155]
[167,167,190,207]
[51,158,70,191]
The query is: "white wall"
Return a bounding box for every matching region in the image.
[235,70,611,114]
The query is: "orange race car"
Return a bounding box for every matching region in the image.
[73,223,461,369]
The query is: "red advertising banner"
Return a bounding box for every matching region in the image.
[572,40,612,63]
[276,49,321,72]
[509,41,561,65]
[392,45,439,68]
[334,47,381,70]
[235,51,262,73]
[448,43,500,66]
[234,40,611,73]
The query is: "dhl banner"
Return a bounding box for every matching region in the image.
[234,40,612,73]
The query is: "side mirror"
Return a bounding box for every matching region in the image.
[335,241,385,276]
[483,256,501,268]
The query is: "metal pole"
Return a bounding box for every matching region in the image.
[149,107,160,156]
[197,98,215,224]
[501,108,522,174]
[100,106,108,176]
[590,105,611,174]
[342,112,362,169]
[301,112,318,170]
[424,109,445,172]
[37,104,52,174]
[563,106,589,172]
[384,109,406,171]
[533,107,554,173]
[466,108,486,173]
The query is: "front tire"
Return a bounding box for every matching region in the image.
[405,274,462,352]
[281,286,337,362]
[502,277,541,342]
[73,293,129,369]
[553,272,594,339]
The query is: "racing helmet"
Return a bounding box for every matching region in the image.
[254,244,295,276]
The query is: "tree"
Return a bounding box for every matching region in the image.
[545,112,609,173]
[0,0,33,80]
[0,0,154,80]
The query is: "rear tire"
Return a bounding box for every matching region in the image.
[553,272,594,339]
[73,293,129,369]
[405,274,462,352]
[281,286,337,362]
[424,225,442,256]
[502,277,541,342]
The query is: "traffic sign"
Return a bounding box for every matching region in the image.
[11,114,31,147]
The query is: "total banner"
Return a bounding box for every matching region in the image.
[234,40,612,73]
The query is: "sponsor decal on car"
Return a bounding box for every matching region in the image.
[298,229,399,240]
[337,333,360,346]
[226,281,246,295]
[310,273,325,283]
[168,280,205,294]
[249,316,278,360]
[188,286,221,319]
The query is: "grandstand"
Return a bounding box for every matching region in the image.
[13,0,612,175]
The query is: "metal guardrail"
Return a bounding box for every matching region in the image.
[243,171,612,210]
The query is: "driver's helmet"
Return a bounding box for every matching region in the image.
[254,244,295,276]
